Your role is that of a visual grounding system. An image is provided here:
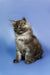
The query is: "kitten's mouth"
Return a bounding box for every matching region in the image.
[17,31,23,34]
[19,31,23,34]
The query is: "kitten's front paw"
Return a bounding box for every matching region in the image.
[25,60,32,64]
[25,58,36,64]
[13,59,20,63]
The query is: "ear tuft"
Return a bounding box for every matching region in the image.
[9,20,16,25]
[22,17,26,21]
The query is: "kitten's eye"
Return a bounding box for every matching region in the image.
[15,25,18,29]
[17,26,18,27]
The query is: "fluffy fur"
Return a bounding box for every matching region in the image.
[10,18,43,64]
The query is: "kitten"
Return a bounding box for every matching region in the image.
[10,18,43,64]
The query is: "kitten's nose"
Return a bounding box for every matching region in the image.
[18,26,22,29]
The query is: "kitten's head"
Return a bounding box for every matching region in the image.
[10,17,27,34]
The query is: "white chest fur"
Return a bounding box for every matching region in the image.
[15,30,31,51]
[15,23,32,51]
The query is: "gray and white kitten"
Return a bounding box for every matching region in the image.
[10,18,43,64]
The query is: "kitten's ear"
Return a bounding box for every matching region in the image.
[9,20,16,25]
[22,17,26,21]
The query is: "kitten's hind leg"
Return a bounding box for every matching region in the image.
[35,49,43,60]
[25,51,36,64]
[13,51,21,63]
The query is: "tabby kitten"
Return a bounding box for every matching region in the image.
[10,18,43,64]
